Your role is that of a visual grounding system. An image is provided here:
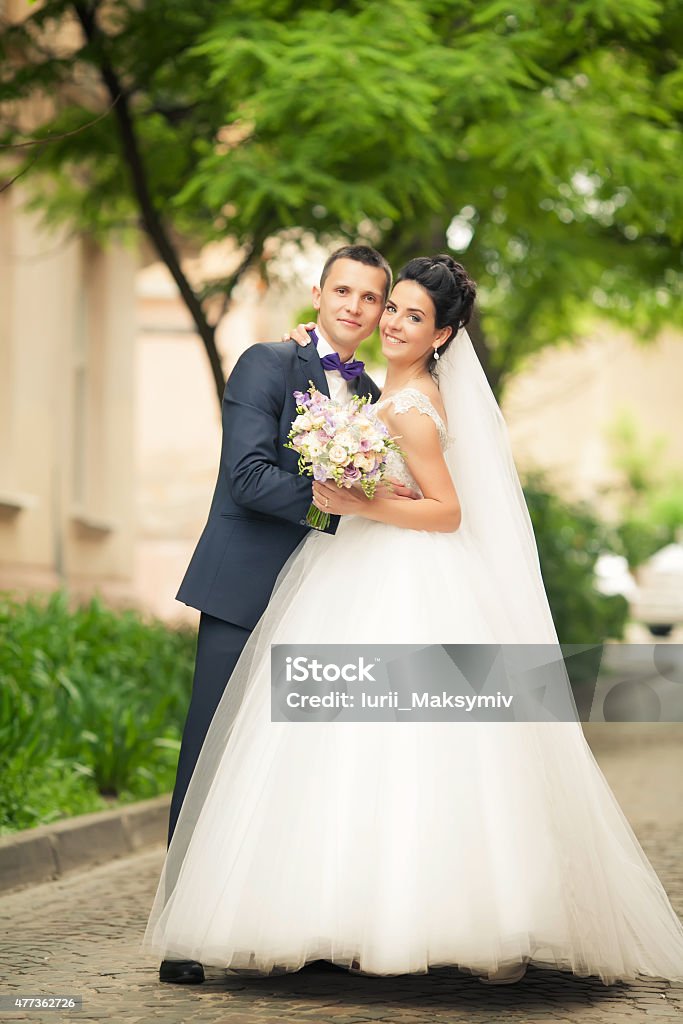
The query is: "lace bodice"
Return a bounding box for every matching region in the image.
[371,387,452,493]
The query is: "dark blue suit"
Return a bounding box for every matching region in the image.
[168,338,381,842]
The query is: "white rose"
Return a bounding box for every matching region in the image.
[354,452,375,472]
[328,445,349,465]
[293,413,312,431]
[335,431,359,454]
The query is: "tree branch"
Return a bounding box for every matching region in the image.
[210,225,272,326]
[0,98,121,149]
[71,1,226,404]
[0,153,41,194]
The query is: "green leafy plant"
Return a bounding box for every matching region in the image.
[604,410,683,568]
[523,472,629,644]
[0,591,195,834]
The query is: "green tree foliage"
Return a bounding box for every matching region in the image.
[1,0,681,400]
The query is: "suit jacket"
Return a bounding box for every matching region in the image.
[176,338,382,629]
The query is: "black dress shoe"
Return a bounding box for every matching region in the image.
[305,959,350,973]
[159,958,205,984]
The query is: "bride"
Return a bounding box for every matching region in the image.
[142,255,683,986]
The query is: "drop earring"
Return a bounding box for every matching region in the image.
[433,348,440,361]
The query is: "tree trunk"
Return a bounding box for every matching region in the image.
[72,2,226,407]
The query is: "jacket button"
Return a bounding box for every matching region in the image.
[299,519,307,526]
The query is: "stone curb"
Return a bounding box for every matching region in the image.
[0,793,170,895]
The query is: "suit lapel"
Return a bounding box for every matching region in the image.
[352,370,380,403]
[296,340,330,399]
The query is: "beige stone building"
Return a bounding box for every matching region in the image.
[504,323,683,509]
[0,187,137,605]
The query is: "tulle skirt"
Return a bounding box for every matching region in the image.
[142,516,683,984]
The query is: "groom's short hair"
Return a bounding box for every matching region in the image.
[320,245,392,300]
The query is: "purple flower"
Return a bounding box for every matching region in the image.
[313,464,329,482]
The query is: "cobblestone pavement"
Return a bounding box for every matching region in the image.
[2,726,683,1024]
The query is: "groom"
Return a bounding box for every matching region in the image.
[160,245,391,984]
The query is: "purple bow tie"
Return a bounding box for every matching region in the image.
[310,330,365,381]
[320,350,365,381]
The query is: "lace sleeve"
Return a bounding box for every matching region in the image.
[381,388,452,449]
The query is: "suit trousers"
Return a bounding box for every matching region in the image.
[167,612,251,846]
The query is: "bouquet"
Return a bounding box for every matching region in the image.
[285,383,403,530]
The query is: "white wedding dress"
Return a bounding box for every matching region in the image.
[143,387,683,985]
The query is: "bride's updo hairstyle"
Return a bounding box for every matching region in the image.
[396,254,477,372]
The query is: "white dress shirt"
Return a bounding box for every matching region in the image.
[314,329,354,404]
